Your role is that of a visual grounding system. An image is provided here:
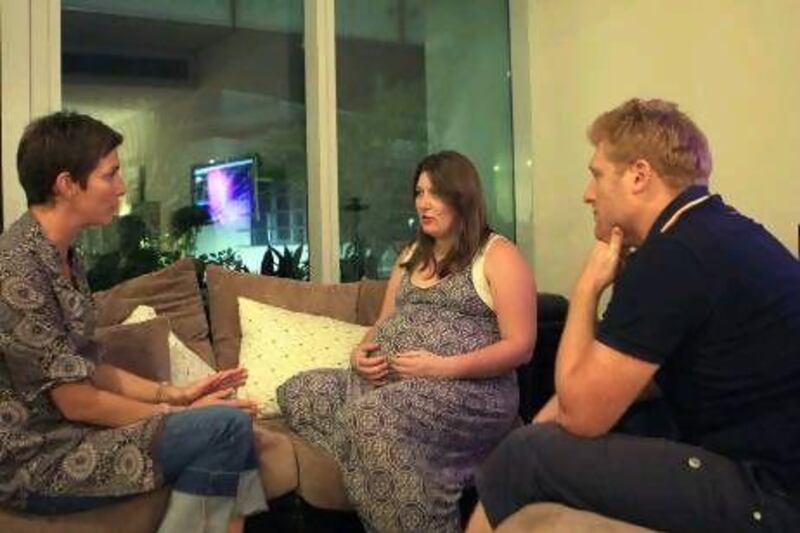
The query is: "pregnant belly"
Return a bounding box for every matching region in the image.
[372,309,498,357]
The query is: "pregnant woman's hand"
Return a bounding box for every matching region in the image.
[350,342,390,385]
[390,349,452,379]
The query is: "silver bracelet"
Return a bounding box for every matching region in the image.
[154,381,168,403]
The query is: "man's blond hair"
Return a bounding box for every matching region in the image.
[588,98,712,189]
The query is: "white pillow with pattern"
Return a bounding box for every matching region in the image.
[237,296,366,417]
[123,305,215,385]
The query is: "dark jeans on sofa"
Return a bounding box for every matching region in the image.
[477,422,800,532]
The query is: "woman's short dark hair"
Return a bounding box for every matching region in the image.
[16,111,123,206]
[401,150,491,278]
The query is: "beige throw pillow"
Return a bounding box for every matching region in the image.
[206,266,361,370]
[237,296,367,417]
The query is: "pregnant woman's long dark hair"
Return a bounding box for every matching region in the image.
[401,150,492,278]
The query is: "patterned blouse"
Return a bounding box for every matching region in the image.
[0,213,162,509]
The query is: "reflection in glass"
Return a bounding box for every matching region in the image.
[335,0,514,281]
[62,0,308,289]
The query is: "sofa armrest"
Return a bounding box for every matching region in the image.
[496,503,653,532]
[516,293,568,422]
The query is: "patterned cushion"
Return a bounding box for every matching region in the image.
[123,306,214,385]
[206,266,361,370]
[237,297,367,417]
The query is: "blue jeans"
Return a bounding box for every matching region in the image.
[25,406,257,514]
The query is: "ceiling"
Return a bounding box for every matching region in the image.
[62,0,423,57]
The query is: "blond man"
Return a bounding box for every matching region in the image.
[468,99,800,532]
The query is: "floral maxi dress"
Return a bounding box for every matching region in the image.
[277,257,519,532]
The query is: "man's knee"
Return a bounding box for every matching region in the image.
[480,424,550,478]
[476,423,576,526]
[487,422,567,466]
[477,423,577,499]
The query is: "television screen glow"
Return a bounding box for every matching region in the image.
[191,157,255,231]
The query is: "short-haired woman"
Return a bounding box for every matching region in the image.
[0,112,266,533]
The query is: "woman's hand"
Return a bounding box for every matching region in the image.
[190,388,260,417]
[350,342,390,385]
[390,349,451,379]
[170,368,249,405]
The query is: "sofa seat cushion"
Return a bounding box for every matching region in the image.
[263,419,352,511]
[0,487,171,533]
[253,420,299,500]
[496,503,654,532]
[206,266,361,370]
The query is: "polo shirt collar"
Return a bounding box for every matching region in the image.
[645,185,711,242]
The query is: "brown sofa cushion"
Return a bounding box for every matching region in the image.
[94,317,172,382]
[356,279,388,326]
[254,420,300,500]
[496,503,654,532]
[263,419,352,511]
[206,266,361,369]
[291,431,352,511]
[93,258,215,367]
[0,487,170,533]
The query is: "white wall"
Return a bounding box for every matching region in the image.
[1,0,61,228]
[529,0,800,295]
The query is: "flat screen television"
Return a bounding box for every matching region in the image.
[191,156,257,231]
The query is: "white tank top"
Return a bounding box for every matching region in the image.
[471,233,503,310]
[402,233,503,310]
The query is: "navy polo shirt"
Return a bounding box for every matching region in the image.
[598,185,800,492]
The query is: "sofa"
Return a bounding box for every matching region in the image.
[0,258,649,532]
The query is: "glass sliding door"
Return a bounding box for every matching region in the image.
[61,0,308,289]
[334,0,514,281]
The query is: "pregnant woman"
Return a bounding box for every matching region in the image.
[278,150,537,532]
